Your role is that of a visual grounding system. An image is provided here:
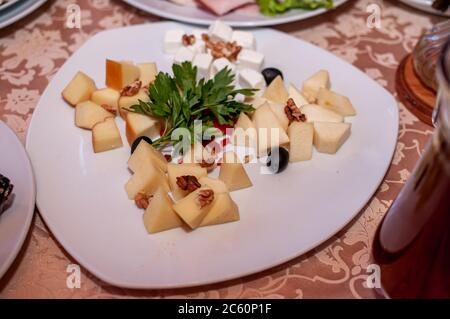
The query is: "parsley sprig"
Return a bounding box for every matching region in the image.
[128,62,256,148]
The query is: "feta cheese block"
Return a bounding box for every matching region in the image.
[231,30,256,50]
[239,68,265,91]
[174,46,195,64]
[313,122,351,154]
[237,49,264,71]
[288,122,314,162]
[208,20,232,42]
[193,53,213,80]
[164,29,184,54]
[189,30,207,53]
[210,57,236,78]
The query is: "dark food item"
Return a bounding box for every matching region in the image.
[262,67,283,85]
[131,136,152,154]
[266,147,289,174]
[432,0,450,11]
[0,174,14,214]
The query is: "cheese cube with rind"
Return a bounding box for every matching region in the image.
[167,163,207,200]
[200,193,239,227]
[302,70,330,101]
[137,63,157,86]
[143,187,183,234]
[92,117,123,153]
[317,88,356,116]
[75,101,113,130]
[62,71,97,106]
[288,122,314,162]
[252,103,290,157]
[219,151,252,192]
[173,187,215,229]
[125,164,169,199]
[125,112,160,146]
[313,122,351,154]
[301,104,344,123]
[118,89,150,119]
[91,88,120,111]
[128,140,168,173]
[263,75,289,104]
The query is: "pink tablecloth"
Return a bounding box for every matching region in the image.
[0,0,444,298]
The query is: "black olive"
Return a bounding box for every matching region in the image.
[131,136,152,154]
[0,174,13,214]
[262,67,283,86]
[266,147,289,174]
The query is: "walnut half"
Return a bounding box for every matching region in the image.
[135,192,152,209]
[176,175,201,193]
[120,80,142,97]
[196,189,214,208]
[284,98,306,124]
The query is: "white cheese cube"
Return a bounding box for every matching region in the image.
[164,29,184,54]
[208,20,232,43]
[192,29,208,41]
[239,68,265,91]
[237,49,264,71]
[232,30,256,50]
[210,57,236,78]
[193,53,213,80]
[189,41,205,54]
[174,47,195,64]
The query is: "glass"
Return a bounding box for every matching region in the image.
[372,39,450,298]
[413,20,450,91]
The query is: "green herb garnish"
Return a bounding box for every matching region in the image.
[127,62,256,148]
[257,0,333,16]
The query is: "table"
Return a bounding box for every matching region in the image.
[0,0,445,298]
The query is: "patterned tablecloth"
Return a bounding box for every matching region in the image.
[0,0,445,298]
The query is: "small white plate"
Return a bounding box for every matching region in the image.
[399,0,450,16]
[26,22,398,289]
[0,0,21,12]
[124,0,349,27]
[0,121,36,279]
[0,0,47,29]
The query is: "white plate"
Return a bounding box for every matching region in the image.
[399,0,450,16]
[26,22,398,289]
[0,0,47,29]
[0,121,36,279]
[124,0,349,27]
[0,0,21,12]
